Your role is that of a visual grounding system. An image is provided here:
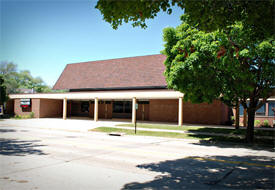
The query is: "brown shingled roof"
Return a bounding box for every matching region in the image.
[53,54,167,90]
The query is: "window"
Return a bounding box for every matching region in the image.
[256,104,266,116]
[113,101,132,113]
[124,101,131,113]
[81,102,89,112]
[239,102,266,116]
[239,104,244,116]
[268,102,275,116]
[113,101,123,113]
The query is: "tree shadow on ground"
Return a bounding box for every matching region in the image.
[0,138,47,156]
[0,129,17,133]
[122,155,274,190]
[187,133,274,152]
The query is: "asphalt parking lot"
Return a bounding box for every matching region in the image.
[0,119,274,190]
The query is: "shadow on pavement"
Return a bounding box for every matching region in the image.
[0,138,47,156]
[122,155,274,189]
[188,134,275,152]
[0,129,17,133]
[190,139,275,153]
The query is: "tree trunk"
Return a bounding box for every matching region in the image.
[235,103,240,129]
[243,109,247,127]
[246,108,256,143]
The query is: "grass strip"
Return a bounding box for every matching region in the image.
[91,127,208,140]
[91,127,274,146]
[116,124,275,137]
[116,123,203,131]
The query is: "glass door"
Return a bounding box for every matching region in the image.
[112,101,132,118]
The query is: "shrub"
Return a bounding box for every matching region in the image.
[262,120,270,128]
[14,115,22,119]
[29,112,34,118]
[13,112,34,119]
[22,115,30,119]
[254,120,261,127]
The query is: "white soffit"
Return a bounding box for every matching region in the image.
[9,89,184,100]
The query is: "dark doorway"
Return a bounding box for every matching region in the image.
[112,101,132,118]
[71,101,89,117]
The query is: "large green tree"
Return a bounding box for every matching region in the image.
[0,62,51,94]
[0,62,19,94]
[162,16,275,143]
[17,70,51,93]
[0,75,8,105]
[95,0,274,37]
[96,0,275,143]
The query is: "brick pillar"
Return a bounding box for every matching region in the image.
[243,108,247,127]
[235,102,240,128]
[265,102,268,116]
[178,97,183,126]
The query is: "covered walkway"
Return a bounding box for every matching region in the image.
[9,89,185,126]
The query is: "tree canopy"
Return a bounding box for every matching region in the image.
[0,75,8,105]
[96,0,275,143]
[0,62,52,94]
[162,16,275,142]
[95,0,274,38]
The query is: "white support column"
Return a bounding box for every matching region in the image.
[132,97,136,124]
[63,98,67,120]
[178,97,183,126]
[94,97,98,122]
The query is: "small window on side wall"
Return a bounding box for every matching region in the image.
[239,104,244,116]
[256,104,266,116]
[239,102,266,116]
[268,102,275,116]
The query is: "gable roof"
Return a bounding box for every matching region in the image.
[53,54,167,90]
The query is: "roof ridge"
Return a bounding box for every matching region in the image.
[67,54,164,66]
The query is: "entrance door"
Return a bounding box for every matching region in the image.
[112,101,132,118]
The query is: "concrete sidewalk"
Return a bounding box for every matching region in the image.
[0,118,125,132]
[0,118,273,140]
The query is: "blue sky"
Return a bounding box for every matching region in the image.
[0,0,183,86]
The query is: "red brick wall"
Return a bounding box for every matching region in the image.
[5,99,14,114]
[14,99,40,118]
[12,97,230,125]
[39,99,63,118]
[148,99,228,124]
[98,102,112,119]
[182,100,223,125]
[89,102,94,118]
[98,103,105,118]
[137,104,149,121]
[221,103,230,124]
[149,99,178,122]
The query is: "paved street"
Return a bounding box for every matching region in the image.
[0,119,274,190]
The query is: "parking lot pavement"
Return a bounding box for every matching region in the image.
[0,120,274,190]
[0,118,128,132]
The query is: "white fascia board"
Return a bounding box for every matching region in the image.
[9,89,184,100]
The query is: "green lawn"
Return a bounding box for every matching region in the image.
[91,127,274,146]
[91,127,208,140]
[116,123,275,137]
[116,123,203,130]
